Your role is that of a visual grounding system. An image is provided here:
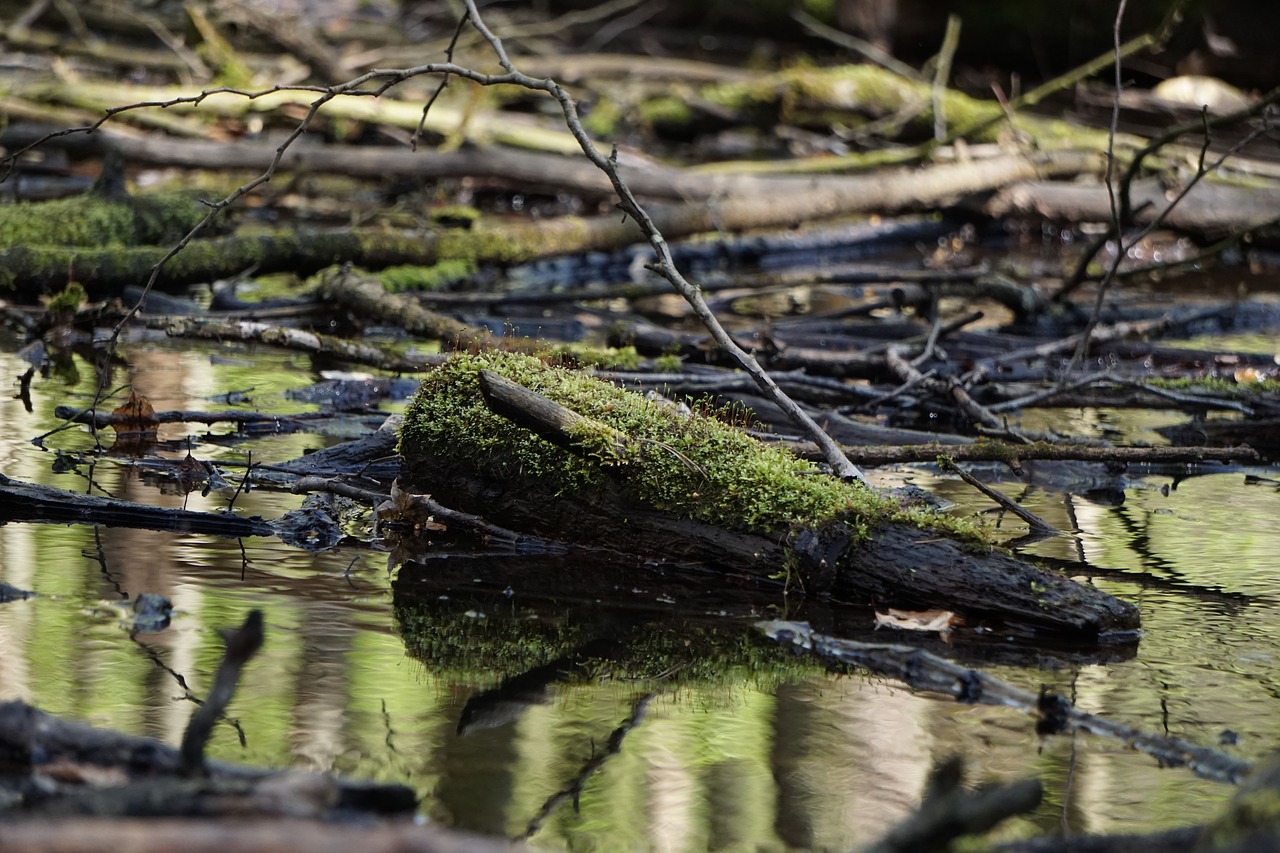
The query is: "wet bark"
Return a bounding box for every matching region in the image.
[0,473,274,538]
[403,372,1140,640]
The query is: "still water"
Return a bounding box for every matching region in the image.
[1,331,1278,850]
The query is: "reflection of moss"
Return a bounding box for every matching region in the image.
[394,598,595,676]
[393,593,817,685]
[400,350,988,543]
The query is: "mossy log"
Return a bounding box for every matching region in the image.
[399,352,1139,641]
[0,190,210,248]
[0,147,1094,303]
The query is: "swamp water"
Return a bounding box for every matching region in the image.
[1,331,1279,851]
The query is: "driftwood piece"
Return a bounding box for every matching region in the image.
[983,177,1280,237]
[400,352,1139,640]
[0,473,274,538]
[160,318,432,373]
[782,441,1261,467]
[52,404,361,429]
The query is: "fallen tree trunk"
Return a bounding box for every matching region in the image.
[398,352,1139,641]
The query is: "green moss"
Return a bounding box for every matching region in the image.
[638,95,698,132]
[583,97,624,138]
[554,345,643,371]
[654,353,684,373]
[0,190,209,248]
[374,259,478,292]
[42,281,87,316]
[1147,375,1280,396]
[400,352,988,548]
[427,205,482,228]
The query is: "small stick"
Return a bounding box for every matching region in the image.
[179,610,265,778]
[937,456,1061,538]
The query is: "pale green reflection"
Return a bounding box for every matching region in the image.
[1,341,1278,850]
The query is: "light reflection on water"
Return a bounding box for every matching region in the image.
[2,337,1280,849]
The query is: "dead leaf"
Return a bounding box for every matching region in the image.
[874,608,963,637]
[110,389,160,435]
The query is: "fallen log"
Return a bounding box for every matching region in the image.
[398,352,1140,641]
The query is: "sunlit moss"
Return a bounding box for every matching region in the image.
[374,260,478,292]
[1146,375,1280,396]
[0,191,209,248]
[400,351,992,545]
[401,350,890,535]
[638,95,697,132]
[653,353,684,372]
[583,96,624,138]
[41,282,87,317]
[427,205,482,227]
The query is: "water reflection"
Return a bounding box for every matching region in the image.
[2,338,1280,849]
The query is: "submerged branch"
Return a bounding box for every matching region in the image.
[758,621,1250,786]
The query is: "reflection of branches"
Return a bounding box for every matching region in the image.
[522,693,653,841]
[129,630,250,749]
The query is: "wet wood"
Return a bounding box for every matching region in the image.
[418,370,1142,640]
[757,621,1251,785]
[0,817,523,853]
[0,473,274,538]
[0,700,416,813]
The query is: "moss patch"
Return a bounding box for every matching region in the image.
[401,351,988,544]
[0,190,211,248]
[374,260,478,292]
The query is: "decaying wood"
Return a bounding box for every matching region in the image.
[314,268,510,351]
[160,317,432,373]
[404,358,1139,639]
[756,621,1251,785]
[52,404,359,430]
[983,177,1280,237]
[0,473,274,539]
[785,440,1260,468]
[0,700,416,814]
